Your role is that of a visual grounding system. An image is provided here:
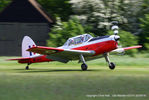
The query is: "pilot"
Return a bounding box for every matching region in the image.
[68,39,74,46]
[81,36,84,42]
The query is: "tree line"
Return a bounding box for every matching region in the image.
[1,0,149,54]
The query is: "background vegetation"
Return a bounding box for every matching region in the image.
[46,17,93,47]
[0,0,11,12]
[1,0,149,54]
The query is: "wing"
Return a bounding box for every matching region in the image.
[112,45,142,53]
[27,46,95,63]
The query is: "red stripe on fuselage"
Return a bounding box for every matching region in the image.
[72,40,118,56]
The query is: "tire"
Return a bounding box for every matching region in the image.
[81,63,88,71]
[26,66,29,70]
[109,62,115,70]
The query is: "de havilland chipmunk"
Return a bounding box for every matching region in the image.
[9,22,142,70]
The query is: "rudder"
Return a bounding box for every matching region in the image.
[22,36,39,58]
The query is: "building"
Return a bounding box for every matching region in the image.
[0,0,54,56]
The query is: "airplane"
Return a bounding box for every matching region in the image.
[9,22,142,71]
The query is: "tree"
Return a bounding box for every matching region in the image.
[0,0,11,12]
[37,0,73,21]
[137,0,149,51]
[70,0,143,35]
[47,17,94,47]
[120,0,143,34]
[139,14,149,51]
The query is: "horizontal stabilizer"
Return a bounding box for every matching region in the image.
[7,57,31,61]
[7,57,31,64]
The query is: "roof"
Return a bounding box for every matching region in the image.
[0,0,53,23]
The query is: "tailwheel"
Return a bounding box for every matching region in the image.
[109,62,115,70]
[25,63,31,70]
[81,63,88,71]
[26,66,29,70]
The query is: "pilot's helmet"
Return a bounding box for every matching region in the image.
[69,39,74,45]
[81,36,84,41]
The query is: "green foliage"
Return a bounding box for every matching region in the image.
[0,0,11,12]
[70,0,143,35]
[37,0,73,21]
[139,14,149,51]
[108,30,138,56]
[47,17,94,47]
[141,0,149,14]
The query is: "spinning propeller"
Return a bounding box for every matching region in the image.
[111,21,120,41]
[111,21,119,35]
[111,21,124,54]
[111,21,142,54]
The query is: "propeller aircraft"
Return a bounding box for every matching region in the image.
[9,22,142,70]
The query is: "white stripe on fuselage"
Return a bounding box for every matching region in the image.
[59,35,115,49]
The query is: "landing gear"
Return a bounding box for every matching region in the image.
[26,66,29,70]
[81,63,88,71]
[104,53,116,70]
[109,62,115,70]
[26,63,31,70]
[80,54,88,71]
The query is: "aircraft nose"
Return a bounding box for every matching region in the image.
[114,35,120,41]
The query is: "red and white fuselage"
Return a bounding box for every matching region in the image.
[9,34,141,66]
[16,34,119,64]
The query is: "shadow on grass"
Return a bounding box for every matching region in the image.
[14,68,105,73]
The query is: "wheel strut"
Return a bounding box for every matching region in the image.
[104,53,116,70]
[80,54,88,71]
[26,63,31,70]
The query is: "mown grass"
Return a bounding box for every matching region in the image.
[0,55,149,100]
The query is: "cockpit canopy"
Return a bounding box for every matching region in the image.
[63,34,93,46]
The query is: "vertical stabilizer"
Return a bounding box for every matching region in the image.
[22,36,39,58]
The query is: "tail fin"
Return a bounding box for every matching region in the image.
[22,36,39,58]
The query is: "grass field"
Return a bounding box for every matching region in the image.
[0,55,149,100]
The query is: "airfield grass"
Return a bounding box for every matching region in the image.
[0,54,149,100]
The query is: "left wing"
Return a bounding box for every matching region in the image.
[27,46,95,63]
[112,45,142,53]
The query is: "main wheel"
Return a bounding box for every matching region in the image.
[81,63,88,71]
[26,66,29,70]
[109,62,115,70]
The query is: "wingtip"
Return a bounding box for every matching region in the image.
[124,45,142,50]
[138,45,143,48]
[133,45,143,48]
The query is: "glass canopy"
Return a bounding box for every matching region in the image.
[63,34,93,46]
